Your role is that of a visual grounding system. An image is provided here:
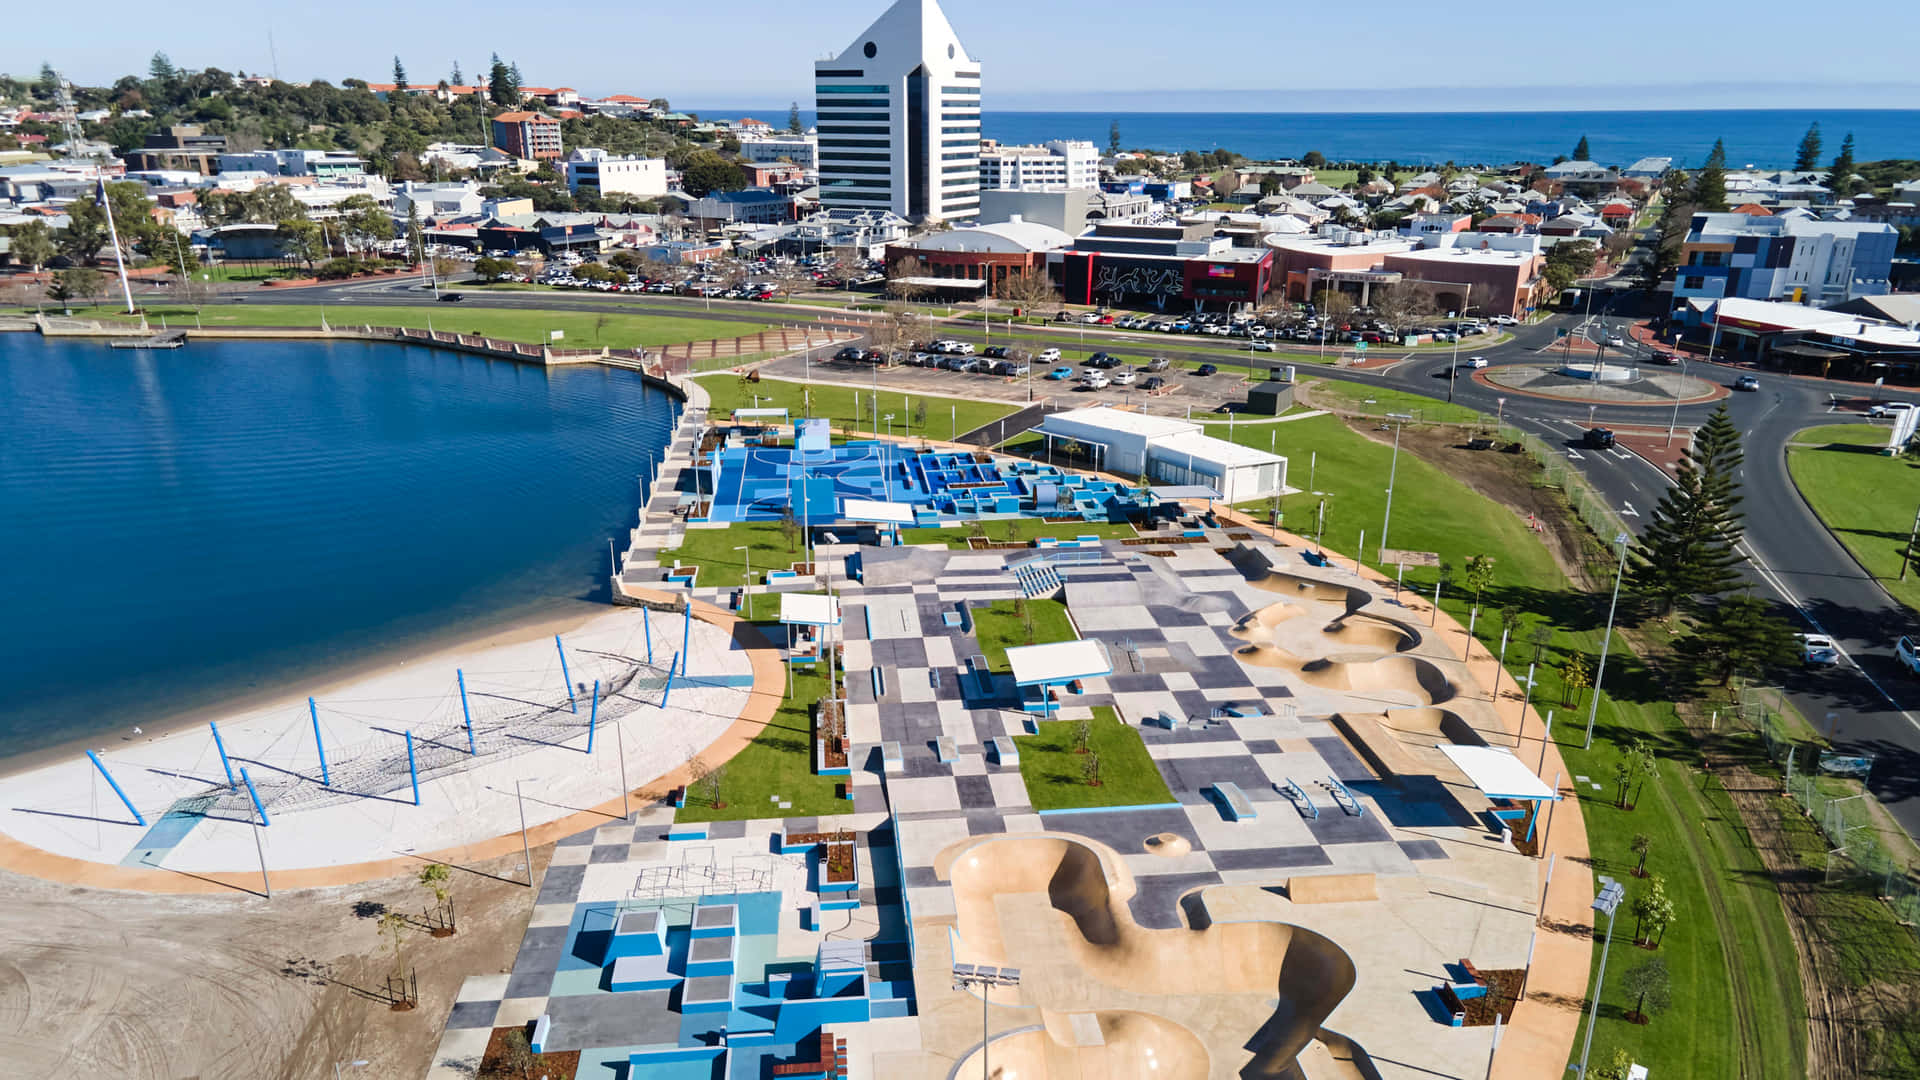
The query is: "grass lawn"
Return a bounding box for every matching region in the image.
[101,304,774,349]
[898,519,1140,549]
[657,521,813,593]
[1299,378,1485,426]
[190,263,301,282]
[1015,705,1176,810]
[971,598,1075,672]
[692,374,1019,442]
[1785,422,1920,612]
[674,666,845,822]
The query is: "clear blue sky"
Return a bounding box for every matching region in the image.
[7,0,1919,111]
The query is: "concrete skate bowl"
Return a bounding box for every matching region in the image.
[1232,644,1459,707]
[950,1012,1210,1080]
[938,834,1360,1076]
[1245,569,1373,616]
[1232,603,1420,656]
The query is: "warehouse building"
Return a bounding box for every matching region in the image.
[1032,406,1288,503]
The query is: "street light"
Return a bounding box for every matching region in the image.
[514,776,542,886]
[1571,877,1628,1077]
[953,963,1021,1080]
[1378,413,1413,561]
[1584,533,1631,751]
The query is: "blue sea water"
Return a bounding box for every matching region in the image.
[0,336,677,759]
[694,108,1920,169]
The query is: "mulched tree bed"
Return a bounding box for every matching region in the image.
[479,1025,579,1080]
[815,700,847,769]
[824,841,856,883]
[1461,969,1525,1026]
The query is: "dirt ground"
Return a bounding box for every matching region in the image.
[0,844,549,1079]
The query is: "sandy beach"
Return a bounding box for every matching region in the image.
[0,605,753,875]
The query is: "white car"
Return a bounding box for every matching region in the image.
[1080,312,1102,324]
[1111,369,1137,385]
[1251,341,1276,352]
[1037,347,1062,362]
[1606,334,1627,347]
[1800,634,1840,666]
[1868,401,1914,419]
[1466,356,1489,369]
[1080,372,1110,389]
[1489,314,1519,326]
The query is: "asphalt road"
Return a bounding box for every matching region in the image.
[174,279,1920,835]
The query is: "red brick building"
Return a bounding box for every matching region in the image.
[491,112,563,161]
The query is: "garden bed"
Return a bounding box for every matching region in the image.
[480,1026,579,1080]
[814,699,848,771]
[824,840,857,884]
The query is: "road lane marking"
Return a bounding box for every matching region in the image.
[1566,448,1585,460]
[1621,502,1639,517]
[1608,448,1632,460]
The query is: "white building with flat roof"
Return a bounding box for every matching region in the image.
[739,135,819,169]
[977,139,1099,192]
[1034,406,1287,503]
[564,149,668,199]
[814,0,981,222]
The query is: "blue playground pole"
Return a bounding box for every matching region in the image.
[681,604,693,677]
[308,697,330,786]
[662,654,679,708]
[209,721,237,790]
[405,731,421,806]
[556,635,576,713]
[240,767,269,826]
[586,679,599,754]
[457,669,476,755]
[85,750,145,826]
[643,606,653,664]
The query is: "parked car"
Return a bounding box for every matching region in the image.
[1489,314,1519,326]
[1080,312,1102,324]
[1868,401,1914,419]
[1465,356,1489,369]
[1045,366,1075,380]
[1195,363,1218,376]
[1142,376,1166,391]
[1898,635,1920,675]
[1251,341,1276,352]
[833,346,864,362]
[983,345,1008,359]
[1038,348,1062,362]
[1145,357,1171,372]
[1111,369,1137,385]
[1088,352,1122,368]
[1733,375,1760,392]
[1605,334,1627,348]
[1080,372,1110,389]
[1583,427,1616,449]
[1800,633,1841,666]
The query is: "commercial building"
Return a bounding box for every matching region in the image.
[739,134,819,169]
[977,187,1148,234]
[490,112,563,161]
[1674,212,1897,310]
[476,212,606,254]
[883,215,1074,295]
[215,149,366,179]
[124,125,227,175]
[392,181,485,220]
[1265,227,1546,318]
[814,0,981,222]
[1681,296,1920,379]
[976,139,1099,192]
[1034,406,1288,503]
[563,149,667,199]
[684,189,797,229]
[1051,222,1274,311]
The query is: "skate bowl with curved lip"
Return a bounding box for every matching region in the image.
[936,833,1363,1078]
[1231,642,1458,706]
[948,1011,1212,1080]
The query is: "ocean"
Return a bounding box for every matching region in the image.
[0,336,678,760]
[692,108,1920,169]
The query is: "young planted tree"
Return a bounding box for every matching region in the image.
[1630,832,1652,877]
[1621,957,1671,1025]
[779,505,801,553]
[1613,754,1640,810]
[417,863,455,935]
[1082,749,1102,787]
[1630,874,1675,947]
[1560,651,1592,708]
[1073,715,1092,755]
[498,1027,539,1080]
[1629,404,1746,616]
[1462,554,1495,620]
[912,399,927,433]
[701,759,728,810]
[1014,596,1036,644]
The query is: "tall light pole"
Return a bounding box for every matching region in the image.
[514,776,541,886]
[953,963,1021,1080]
[1584,533,1630,751]
[1572,877,1628,1078]
[1664,351,1690,447]
[1378,413,1413,561]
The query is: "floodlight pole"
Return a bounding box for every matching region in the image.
[1378,414,1412,561]
[1584,534,1630,751]
[1574,879,1625,1077]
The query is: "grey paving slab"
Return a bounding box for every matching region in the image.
[1243,739,1283,755]
[1047,805,1204,853]
[965,810,1008,835]
[1128,871,1224,930]
[704,819,747,840]
[1209,845,1333,872]
[445,999,500,1030]
[953,775,995,809]
[1398,839,1449,861]
[1309,736,1375,783]
[556,825,599,848]
[589,844,630,865]
[1305,810,1395,846]
[903,865,942,888]
[544,989,681,1050]
[536,864,587,906]
[1158,755,1281,802]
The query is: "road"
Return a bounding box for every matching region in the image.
[170,278,1920,835]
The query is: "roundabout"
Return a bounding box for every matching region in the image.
[1477,362,1727,406]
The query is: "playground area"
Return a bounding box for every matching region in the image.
[0,607,756,879]
[695,416,1160,528]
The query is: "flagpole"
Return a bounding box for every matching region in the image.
[97,174,137,315]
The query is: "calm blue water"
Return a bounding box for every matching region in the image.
[696,108,1920,169]
[0,336,677,759]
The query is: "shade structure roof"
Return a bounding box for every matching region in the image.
[1006,639,1112,687]
[1436,745,1559,801]
[780,593,842,627]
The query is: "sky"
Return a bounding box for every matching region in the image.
[7,0,1920,111]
